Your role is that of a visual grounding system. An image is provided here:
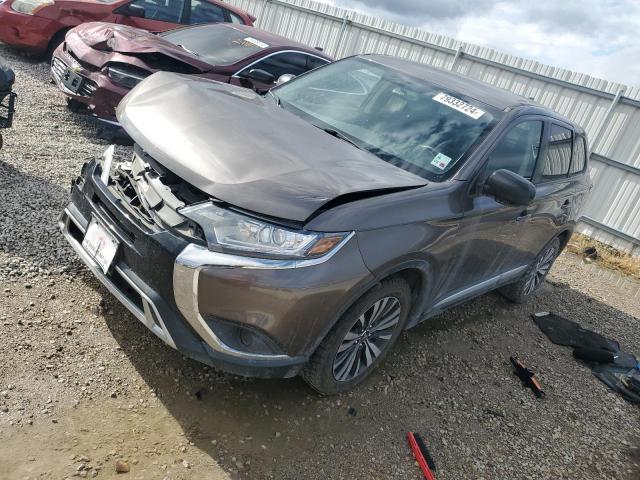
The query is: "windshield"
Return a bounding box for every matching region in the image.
[162,25,270,65]
[272,57,499,181]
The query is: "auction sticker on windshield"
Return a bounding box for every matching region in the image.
[430,152,453,170]
[82,217,119,274]
[432,92,485,119]
[243,37,269,49]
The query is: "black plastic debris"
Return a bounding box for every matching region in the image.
[534,312,640,403]
[582,246,598,261]
[0,57,14,92]
[510,356,545,398]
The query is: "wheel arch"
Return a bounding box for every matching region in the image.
[556,228,573,252]
[46,26,72,58]
[374,262,432,329]
[305,259,433,359]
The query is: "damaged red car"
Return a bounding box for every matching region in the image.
[51,22,331,122]
[0,0,255,57]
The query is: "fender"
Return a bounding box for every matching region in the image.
[367,258,435,329]
[304,255,435,359]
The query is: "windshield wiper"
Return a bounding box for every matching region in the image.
[268,91,281,107]
[314,125,362,150]
[176,44,198,56]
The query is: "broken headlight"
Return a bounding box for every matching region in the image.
[179,202,351,259]
[106,64,150,89]
[11,0,54,14]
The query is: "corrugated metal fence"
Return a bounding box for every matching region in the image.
[230,0,640,255]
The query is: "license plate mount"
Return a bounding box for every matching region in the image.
[62,68,84,94]
[82,217,119,274]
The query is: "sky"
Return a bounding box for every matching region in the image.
[319,0,640,87]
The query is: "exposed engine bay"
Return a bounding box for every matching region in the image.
[108,146,207,240]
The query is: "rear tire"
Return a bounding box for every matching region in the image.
[302,277,411,395]
[499,237,561,304]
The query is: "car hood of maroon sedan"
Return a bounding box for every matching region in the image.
[117,72,427,223]
[70,22,212,72]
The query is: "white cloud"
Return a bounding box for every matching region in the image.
[319,0,640,86]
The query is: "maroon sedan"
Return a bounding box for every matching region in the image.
[0,0,254,58]
[51,22,331,122]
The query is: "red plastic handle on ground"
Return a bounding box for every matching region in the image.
[407,432,436,480]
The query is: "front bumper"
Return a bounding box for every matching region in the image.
[0,6,58,54]
[51,48,129,122]
[60,158,373,378]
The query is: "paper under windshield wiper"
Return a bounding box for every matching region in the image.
[314,125,362,150]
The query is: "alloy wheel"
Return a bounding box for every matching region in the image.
[332,296,401,382]
[523,245,557,295]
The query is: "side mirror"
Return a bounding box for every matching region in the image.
[115,3,145,18]
[245,68,275,85]
[276,73,296,86]
[483,169,536,206]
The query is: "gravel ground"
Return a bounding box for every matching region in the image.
[0,44,639,480]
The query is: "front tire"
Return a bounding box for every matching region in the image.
[302,277,411,395]
[499,237,561,303]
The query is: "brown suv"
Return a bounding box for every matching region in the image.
[59,55,591,394]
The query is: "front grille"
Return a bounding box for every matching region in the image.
[78,80,97,97]
[51,57,65,83]
[51,57,98,98]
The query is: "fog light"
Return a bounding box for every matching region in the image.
[203,315,284,356]
[239,329,254,348]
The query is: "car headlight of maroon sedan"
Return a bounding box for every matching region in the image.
[105,64,150,89]
[60,56,591,394]
[10,0,55,15]
[50,21,331,122]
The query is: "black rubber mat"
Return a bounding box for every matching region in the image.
[533,312,639,404]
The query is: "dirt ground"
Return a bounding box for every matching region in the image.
[0,44,639,480]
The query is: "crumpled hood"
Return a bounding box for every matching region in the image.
[73,22,211,71]
[117,72,427,223]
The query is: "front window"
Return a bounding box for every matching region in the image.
[238,52,312,79]
[484,120,543,179]
[128,0,185,23]
[162,24,269,65]
[272,57,499,181]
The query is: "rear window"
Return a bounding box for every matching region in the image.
[229,12,245,24]
[189,0,226,24]
[570,135,587,174]
[542,124,572,180]
[162,25,270,65]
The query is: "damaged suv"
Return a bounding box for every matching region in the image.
[60,55,591,394]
